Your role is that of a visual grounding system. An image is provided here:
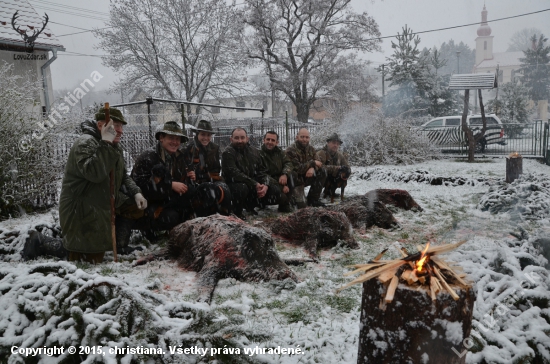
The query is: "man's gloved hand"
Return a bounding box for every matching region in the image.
[101,119,116,143]
[134,193,148,210]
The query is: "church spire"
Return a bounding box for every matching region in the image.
[477,5,492,36]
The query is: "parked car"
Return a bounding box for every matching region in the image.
[418,114,505,151]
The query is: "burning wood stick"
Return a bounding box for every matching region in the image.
[338,241,470,302]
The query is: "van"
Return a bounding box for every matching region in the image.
[419,114,505,151]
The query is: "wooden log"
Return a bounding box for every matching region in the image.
[357,279,475,364]
[506,154,523,183]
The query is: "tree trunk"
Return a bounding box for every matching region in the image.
[357,279,475,364]
[461,89,475,162]
[506,155,523,183]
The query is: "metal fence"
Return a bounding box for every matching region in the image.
[120,116,317,168]
[414,121,549,158]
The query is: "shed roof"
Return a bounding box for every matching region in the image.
[0,0,64,51]
[448,73,497,90]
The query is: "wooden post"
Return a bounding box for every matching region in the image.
[506,153,523,183]
[357,279,475,364]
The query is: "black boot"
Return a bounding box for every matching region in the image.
[115,217,143,255]
[22,231,67,261]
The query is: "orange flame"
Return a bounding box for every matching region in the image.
[416,242,431,272]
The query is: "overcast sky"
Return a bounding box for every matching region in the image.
[37,0,550,92]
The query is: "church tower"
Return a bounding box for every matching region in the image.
[475,5,493,65]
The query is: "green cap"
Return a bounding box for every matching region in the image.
[95,107,126,125]
[326,133,343,144]
[193,120,215,135]
[155,121,188,142]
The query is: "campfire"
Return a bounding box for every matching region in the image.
[509,151,521,158]
[337,240,470,302]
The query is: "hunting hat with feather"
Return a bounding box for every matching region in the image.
[326,133,343,144]
[193,120,216,135]
[95,107,126,125]
[155,121,188,142]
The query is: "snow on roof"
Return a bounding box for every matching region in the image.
[449,73,497,89]
[476,52,523,69]
[0,0,64,51]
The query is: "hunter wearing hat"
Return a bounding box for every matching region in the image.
[260,130,295,212]
[181,119,232,216]
[130,121,195,240]
[285,128,327,208]
[22,106,148,263]
[316,133,351,202]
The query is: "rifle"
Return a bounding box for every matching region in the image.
[105,103,118,262]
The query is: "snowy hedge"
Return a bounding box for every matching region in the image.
[311,106,438,166]
[0,261,269,363]
[0,62,67,219]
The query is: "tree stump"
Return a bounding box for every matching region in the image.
[506,154,523,183]
[357,279,475,364]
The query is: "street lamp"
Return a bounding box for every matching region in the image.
[456,51,461,74]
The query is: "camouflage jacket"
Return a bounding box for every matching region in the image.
[316,145,350,177]
[181,137,223,183]
[285,142,319,184]
[131,142,188,205]
[259,144,293,180]
[222,144,270,188]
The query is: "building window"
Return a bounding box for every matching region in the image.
[263,100,268,111]
[211,106,220,114]
[236,101,245,112]
[484,41,487,50]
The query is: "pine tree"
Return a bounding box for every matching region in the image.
[382,27,459,118]
[519,34,550,101]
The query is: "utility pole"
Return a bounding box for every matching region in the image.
[381,64,385,97]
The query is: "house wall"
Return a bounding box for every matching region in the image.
[0,49,53,114]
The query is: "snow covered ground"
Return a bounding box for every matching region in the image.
[1,158,549,363]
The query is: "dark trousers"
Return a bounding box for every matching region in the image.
[291,167,327,206]
[228,182,281,214]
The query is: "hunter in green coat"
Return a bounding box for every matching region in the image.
[59,112,144,257]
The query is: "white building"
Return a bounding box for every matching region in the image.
[0,0,65,114]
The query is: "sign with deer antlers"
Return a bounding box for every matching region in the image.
[11,10,49,53]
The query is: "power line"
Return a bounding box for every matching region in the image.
[31,5,110,22]
[51,3,550,52]
[28,0,110,17]
[55,1,248,37]
[49,21,92,32]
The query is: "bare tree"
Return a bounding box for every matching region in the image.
[244,0,381,123]
[508,28,543,52]
[95,0,247,109]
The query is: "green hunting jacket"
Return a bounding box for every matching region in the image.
[222,143,270,188]
[182,137,224,183]
[285,142,319,184]
[59,120,141,254]
[259,144,294,179]
[316,146,350,177]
